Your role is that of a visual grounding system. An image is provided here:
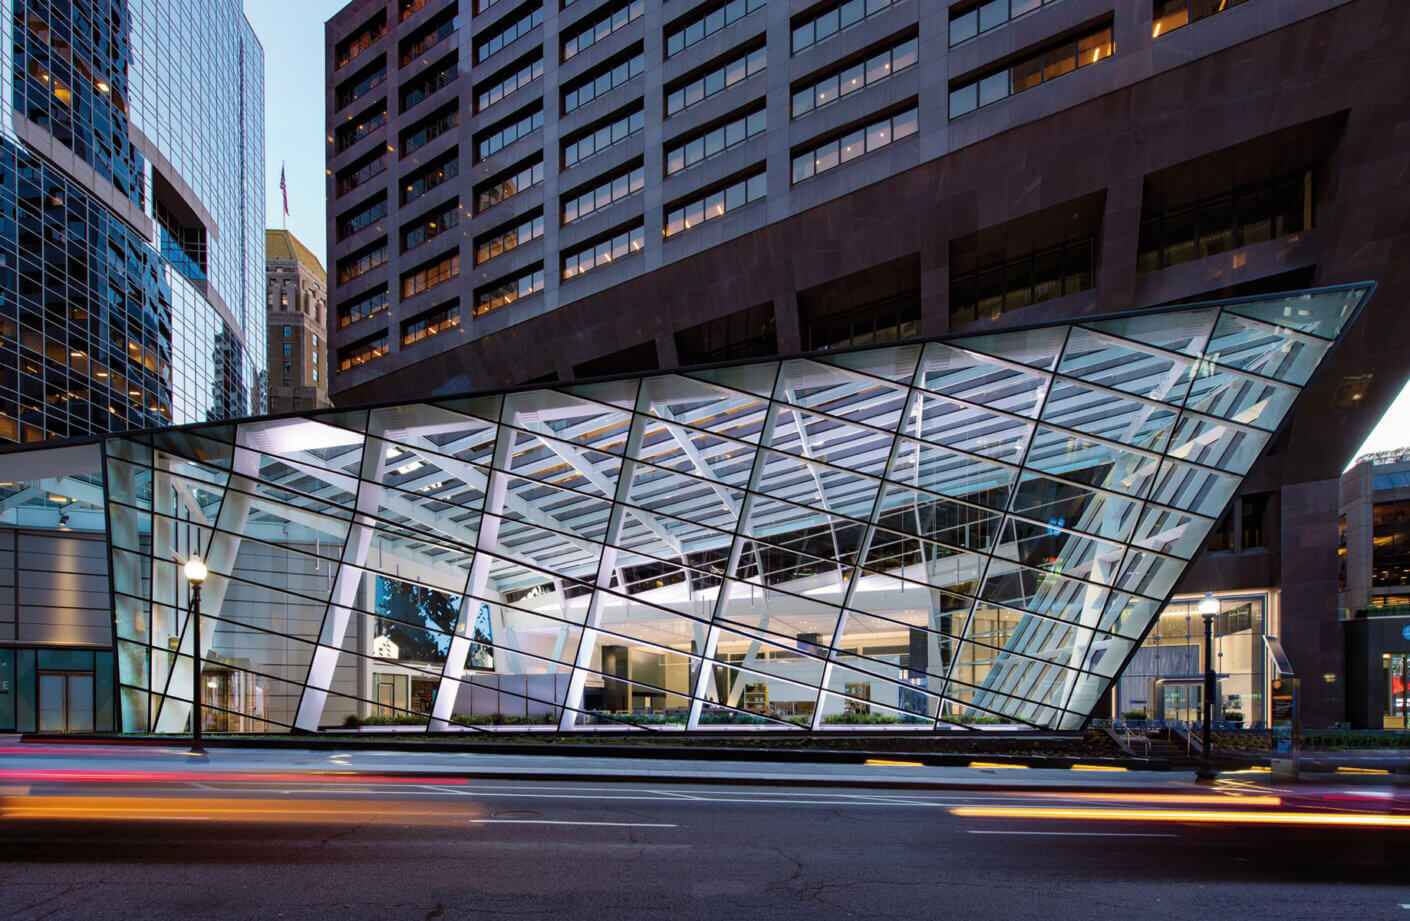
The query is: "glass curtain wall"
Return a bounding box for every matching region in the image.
[98,285,1371,733]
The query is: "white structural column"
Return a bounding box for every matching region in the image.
[429,427,513,731]
[154,442,259,733]
[686,368,786,730]
[808,363,924,730]
[559,394,650,731]
[294,422,390,731]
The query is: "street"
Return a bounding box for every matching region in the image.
[1,749,1407,920]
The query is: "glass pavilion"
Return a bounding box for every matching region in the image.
[0,285,1373,734]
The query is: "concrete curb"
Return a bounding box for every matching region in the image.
[18,733,1167,772]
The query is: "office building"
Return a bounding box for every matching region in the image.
[0,0,264,732]
[325,0,1410,728]
[1340,450,1410,729]
[266,230,331,413]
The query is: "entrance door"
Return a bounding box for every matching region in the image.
[37,672,95,732]
[1160,682,1202,723]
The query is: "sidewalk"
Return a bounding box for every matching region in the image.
[0,740,1231,793]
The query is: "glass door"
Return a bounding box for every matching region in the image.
[37,672,95,732]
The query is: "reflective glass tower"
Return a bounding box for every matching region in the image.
[21,283,1360,734]
[0,0,266,442]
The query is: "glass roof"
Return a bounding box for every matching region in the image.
[19,283,1371,733]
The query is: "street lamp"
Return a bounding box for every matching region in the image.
[1196,591,1219,782]
[184,555,208,756]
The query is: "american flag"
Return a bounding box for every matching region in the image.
[279,163,289,216]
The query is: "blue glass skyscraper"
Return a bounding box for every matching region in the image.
[0,0,265,442]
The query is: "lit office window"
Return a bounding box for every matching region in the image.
[666,46,765,116]
[664,170,765,237]
[792,106,917,183]
[666,106,765,175]
[792,35,917,117]
[563,224,645,279]
[949,24,1112,118]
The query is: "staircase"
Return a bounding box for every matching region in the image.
[1144,733,1199,768]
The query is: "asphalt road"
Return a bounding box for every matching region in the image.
[1,775,1408,920]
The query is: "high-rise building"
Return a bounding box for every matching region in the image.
[266,230,331,412]
[0,0,263,733]
[324,0,1410,728]
[1,0,266,443]
[1339,450,1410,729]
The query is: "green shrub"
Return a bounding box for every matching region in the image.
[698,712,769,725]
[1121,710,1148,720]
[823,712,900,725]
[941,714,1003,725]
[356,714,427,726]
[450,713,551,726]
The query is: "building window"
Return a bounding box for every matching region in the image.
[667,0,765,58]
[403,150,460,205]
[401,102,459,157]
[666,46,765,117]
[400,7,458,67]
[336,194,387,240]
[400,50,459,113]
[476,4,543,64]
[475,212,544,264]
[563,49,643,114]
[282,343,292,357]
[949,237,1094,326]
[562,106,644,168]
[338,286,390,328]
[1372,500,1410,588]
[792,105,916,183]
[1153,0,1253,39]
[1240,492,1270,550]
[401,251,461,300]
[476,265,545,315]
[476,53,543,113]
[950,0,1064,47]
[792,0,897,53]
[336,150,388,198]
[476,102,543,160]
[282,361,292,374]
[666,105,766,176]
[565,0,644,60]
[402,200,461,253]
[402,299,462,346]
[335,100,387,152]
[336,58,387,111]
[562,223,644,279]
[664,170,765,237]
[335,11,386,69]
[1137,169,1313,274]
[401,0,432,21]
[675,301,777,364]
[801,289,920,351]
[475,157,544,213]
[792,34,917,117]
[949,23,1113,118]
[563,164,643,224]
[282,325,291,338]
[337,239,389,283]
[293,396,302,409]
[337,331,390,371]
[312,368,319,382]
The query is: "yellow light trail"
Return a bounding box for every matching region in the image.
[950,805,1410,828]
[0,796,487,826]
[1022,792,1281,806]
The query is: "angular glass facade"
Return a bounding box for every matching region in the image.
[0,0,265,442]
[35,285,1364,733]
